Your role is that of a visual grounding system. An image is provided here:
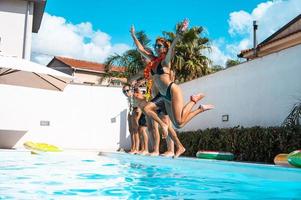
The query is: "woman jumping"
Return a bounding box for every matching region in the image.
[130,20,214,129]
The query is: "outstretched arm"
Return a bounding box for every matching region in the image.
[164,19,189,66]
[130,25,153,60]
[163,34,181,66]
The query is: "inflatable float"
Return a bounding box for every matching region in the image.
[24,141,62,154]
[273,153,290,167]
[196,150,234,161]
[288,150,301,168]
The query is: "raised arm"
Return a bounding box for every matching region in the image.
[163,34,181,66]
[130,25,153,60]
[164,19,189,66]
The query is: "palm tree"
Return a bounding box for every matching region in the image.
[105,31,151,79]
[163,25,212,83]
[226,59,241,68]
[210,65,224,73]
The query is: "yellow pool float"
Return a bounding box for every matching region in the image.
[24,141,62,153]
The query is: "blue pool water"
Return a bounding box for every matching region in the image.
[0,150,301,199]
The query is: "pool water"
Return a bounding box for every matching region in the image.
[0,150,301,199]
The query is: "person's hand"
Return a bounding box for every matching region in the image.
[177,19,189,35]
[130,25,135,36]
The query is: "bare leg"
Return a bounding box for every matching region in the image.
[138,126,149,155]
[138,129,145,153]
[148,119,160,156]
[146,117,154,151]
[167,84,214,128]
[134,132,140,152]
[161,136,174,157]
[129,109,140,154]
[144,102,168,138]
[179,104,215,127]
[128,114,136,153]
[160,111,186,157]
[181,93,205,120]
[160,115,174,157]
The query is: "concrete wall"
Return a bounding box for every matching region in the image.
[179,44,301,131]
[0,84,130,151]
[0,0,33,59]
[0,42,300,150]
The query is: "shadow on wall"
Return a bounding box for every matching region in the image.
[0,129,27,149]
[118,109,130,151]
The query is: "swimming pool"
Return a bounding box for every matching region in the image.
[0,150,300,199]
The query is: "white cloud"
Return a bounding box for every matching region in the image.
[204,40,231,67]
[31,13,130,65]
[228,0,301,49]
[228,10,253,36]
[209,0,301,67]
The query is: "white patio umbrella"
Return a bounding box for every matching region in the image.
[0,56,73,91]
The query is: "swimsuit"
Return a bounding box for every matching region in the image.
[151,62,166,76]
[161,82,174,102]
[138,113,147,127]
[150,93,168,115]
[150,59,173,102]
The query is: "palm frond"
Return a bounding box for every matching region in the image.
[135,31,151,47]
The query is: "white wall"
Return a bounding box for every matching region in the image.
[0,84,130,151]
[180,45,301,131]
[0,44,300,150]
[0,0,33,59]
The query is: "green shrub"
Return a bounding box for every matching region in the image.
[160,126,301,163]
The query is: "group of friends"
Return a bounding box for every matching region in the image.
[111,20,214,158]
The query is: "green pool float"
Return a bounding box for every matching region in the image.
[288,150,301,168]
[196,150,234,161]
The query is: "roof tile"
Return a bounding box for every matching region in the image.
[55,56,125,73]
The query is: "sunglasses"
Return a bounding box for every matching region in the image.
[154,43,165,49]
[122,89,130,94]
[133,88,140,93]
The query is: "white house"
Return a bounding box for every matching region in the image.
[47,56,126,86]
[0,0,46,60]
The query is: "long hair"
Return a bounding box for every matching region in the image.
[155,37,170,49]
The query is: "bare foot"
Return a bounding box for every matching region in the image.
[128,150,137,155]
[173,147,186,158]
[199,104,214,112]
[190,93,205,104]
[161,151,174,157]
[149,151,160,156]
[136,150,143,155]
[139,150,149,155]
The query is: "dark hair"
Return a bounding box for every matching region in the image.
[122,84,130,89]
[155,37,170,48]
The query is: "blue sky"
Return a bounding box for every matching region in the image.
[45,0,265,44]
[32,0,301,66]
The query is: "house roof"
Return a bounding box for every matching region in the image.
[53,56,126,73]
[24,0,47,33]
[238,14,301,58]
